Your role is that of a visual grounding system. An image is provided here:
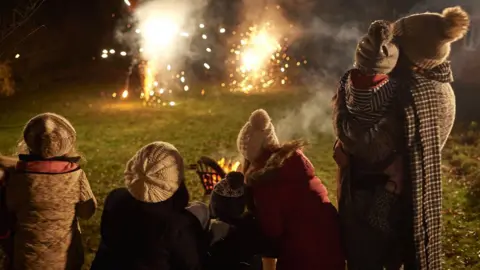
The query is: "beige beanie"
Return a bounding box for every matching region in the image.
[237,109,280,163]
[23,113,76,158]
[355,20,399,75]
[124,142,184,203]
[393,6,470,69]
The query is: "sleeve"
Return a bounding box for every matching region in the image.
[169,218,208,270]
[76,170,97,220]
[253,182,283,240]
[333,139,349,205]
[0,156,18,170]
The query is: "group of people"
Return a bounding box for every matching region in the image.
[0,6,471,270]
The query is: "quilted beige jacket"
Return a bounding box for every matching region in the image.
[2,156,96,270]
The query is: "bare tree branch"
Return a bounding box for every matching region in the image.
[0,0,47,47]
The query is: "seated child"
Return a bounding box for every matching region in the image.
[210,171,246,224]
[205,172,264,270]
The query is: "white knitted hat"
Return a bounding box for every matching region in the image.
[23,113,76,158]
[124,142,184,203]
[237,109,280,163]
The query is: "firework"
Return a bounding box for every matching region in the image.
[225,20,304,93]
[105,1,305,103]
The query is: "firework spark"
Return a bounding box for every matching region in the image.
[226,22,300,93]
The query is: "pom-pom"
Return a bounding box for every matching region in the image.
[249,109,271,130]
[368,20,393,45]
[226,171,245,190]
[442,6,470,42]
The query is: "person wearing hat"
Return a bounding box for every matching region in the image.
[91,142,209,270]
[238,109,345,270]
[0,112,97,270]
[332,19,408,269]
[205,171,265,270]
[333,7,470,270]
[210,171,247,224]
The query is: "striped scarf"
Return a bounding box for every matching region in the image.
[333,71,402,165]
[334,62,453,269]
[345,75,397,124]
[401,62,453,270]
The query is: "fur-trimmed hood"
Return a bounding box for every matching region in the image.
[246,140,308,186]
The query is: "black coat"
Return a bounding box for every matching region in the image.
[91,187,209,270]
[204,213,272,270]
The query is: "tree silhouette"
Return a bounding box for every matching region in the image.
[0,0,46,95]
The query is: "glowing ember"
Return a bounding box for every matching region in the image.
[15,54,20,59]
[121,90,128,98]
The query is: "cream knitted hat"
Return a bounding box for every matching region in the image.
[23,113,76,158]
[125,142,185,203]
[393,6,470,69]
[237,109,280,163]
[355,20,399,75]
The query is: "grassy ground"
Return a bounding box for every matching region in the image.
[0,84,479,269]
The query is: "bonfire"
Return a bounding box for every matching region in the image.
[189,156,241,195]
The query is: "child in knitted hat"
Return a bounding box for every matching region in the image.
[334,20,404,194]
[210,171,247,224]
[0,112,97,270]
[238,109,345,270]
[206,171,265,270]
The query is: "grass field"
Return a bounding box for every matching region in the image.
[0,84,479,269]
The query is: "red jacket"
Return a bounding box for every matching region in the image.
[246,142,345,270]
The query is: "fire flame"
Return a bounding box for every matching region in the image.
[143,62,156,101]
[217,158,241,174]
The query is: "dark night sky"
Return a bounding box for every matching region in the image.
[0,0,423,80]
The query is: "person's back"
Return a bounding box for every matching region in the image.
[91,141,208,270]
[93,188,206,270]
[237,109,345,270]
[252,147,344,270]
[4,113,97,270]
[7,164,95,270]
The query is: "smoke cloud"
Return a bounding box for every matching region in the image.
[275,19,361,142]
[116,0,209,77]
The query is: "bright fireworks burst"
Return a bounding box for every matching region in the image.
[225,22,304,93]
[103,1,307,104]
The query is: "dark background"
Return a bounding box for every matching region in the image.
[0,0,421,85]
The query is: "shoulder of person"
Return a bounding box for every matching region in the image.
[104,188,130,208]
[0,155,18,170]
